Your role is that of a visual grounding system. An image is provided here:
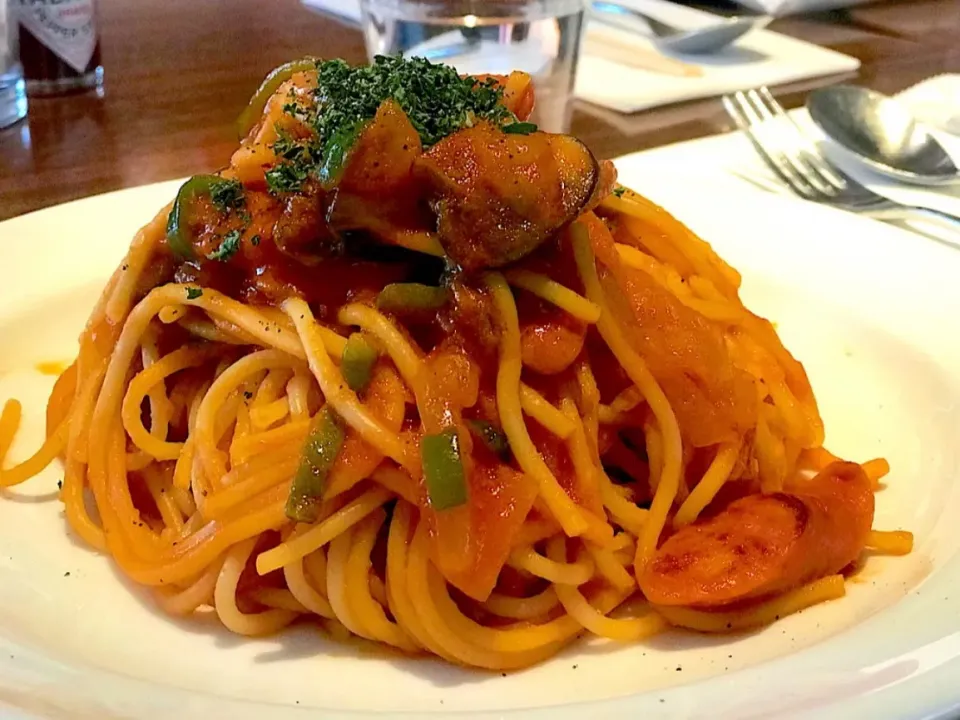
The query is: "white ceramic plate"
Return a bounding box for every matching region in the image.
[1,167,959,720]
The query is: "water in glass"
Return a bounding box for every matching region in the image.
[0,0,26,129]
[360,0,587,133]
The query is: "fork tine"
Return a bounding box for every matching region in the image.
[722,92,818,200]
[726,87,897,215]
[756,87,848,191]
[742,89,838,197]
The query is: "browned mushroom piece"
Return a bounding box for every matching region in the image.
[272,188,342,264]
[325,99,431,245]
[415,122,604,271]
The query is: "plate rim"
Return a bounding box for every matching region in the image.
[2,170,960,720]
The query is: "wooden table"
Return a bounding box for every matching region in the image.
[1,0,957,221]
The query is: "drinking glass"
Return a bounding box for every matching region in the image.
[359,0,588,133]
[0,0,27,129]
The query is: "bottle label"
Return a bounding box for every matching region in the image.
[16,0,97,74]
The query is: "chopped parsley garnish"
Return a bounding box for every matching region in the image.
[207,229,243,261]
[612,187,626,198]
[209,178,245,213]
[313,55,511,148]
[186,287,203,300]
[266,161,311,194]
[268,55,515,194]
[272,128,303,161]
[503,121,538,135]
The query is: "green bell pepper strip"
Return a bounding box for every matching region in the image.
[376,283,449,313]
[236,58,318,139]
[341,332,378,393]
[166,174,224,260]
[318,120,366,190]
[285,406,346,523]
[421,427,468,511]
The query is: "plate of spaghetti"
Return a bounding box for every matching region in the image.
[0,56,959,720]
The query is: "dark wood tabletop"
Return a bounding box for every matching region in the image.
[1,0,957,222]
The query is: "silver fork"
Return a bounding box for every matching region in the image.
[722,87,960,232]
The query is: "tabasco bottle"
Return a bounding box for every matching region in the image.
[15,0,102,96]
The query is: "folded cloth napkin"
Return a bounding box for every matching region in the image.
[896,75,960,136]
[301,0,859,114]
[729,0,878,16]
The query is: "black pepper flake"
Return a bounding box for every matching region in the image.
[500,672,507,677]
[675,666,682,672]
[57,480,63,490]
[63,571,70,577]
[244,391,253,400]
[121,264,129,271]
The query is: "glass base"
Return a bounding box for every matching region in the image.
[25,65,103,97]
[0,70,27,130]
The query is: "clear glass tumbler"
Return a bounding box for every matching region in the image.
[359,0,588,133]
[0,0,27,129]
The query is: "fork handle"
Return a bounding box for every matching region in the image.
[870,205,960,233]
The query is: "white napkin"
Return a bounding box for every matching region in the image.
[621,107,960,245]
[729,0,878,17]
[575,0,859,113]
[896,75,960,136]
[300,0,860,114]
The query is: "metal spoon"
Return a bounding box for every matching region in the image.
[807,85,959,186]
[591,1,771,55]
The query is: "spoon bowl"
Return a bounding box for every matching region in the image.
[654,16,769,55]
[806,85,959,186]
[591,2,771,55]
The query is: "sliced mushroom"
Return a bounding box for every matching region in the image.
[273,189,342,264]
[415,122,601,271]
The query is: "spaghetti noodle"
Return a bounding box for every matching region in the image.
[0,56,912,670]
